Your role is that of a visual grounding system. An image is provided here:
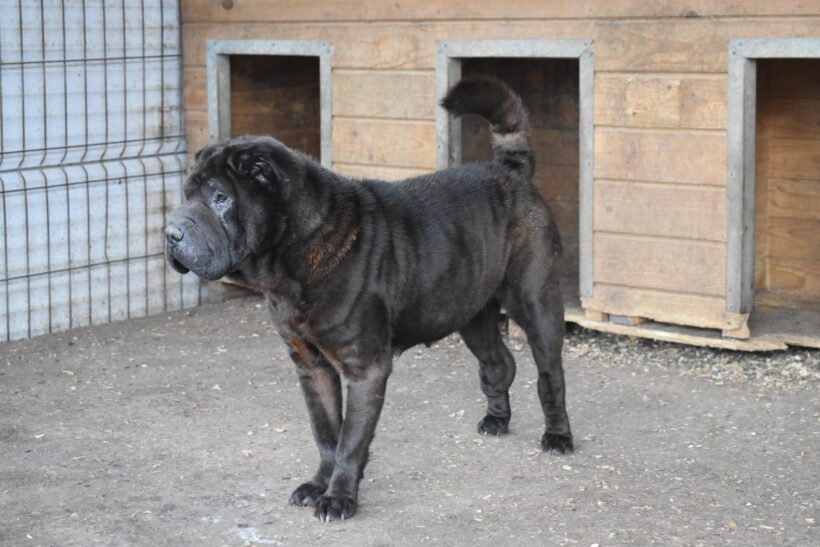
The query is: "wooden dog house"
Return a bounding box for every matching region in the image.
[180,1,820,350]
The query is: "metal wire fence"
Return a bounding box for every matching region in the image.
[0,0,203,342]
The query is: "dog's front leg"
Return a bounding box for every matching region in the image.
[286,339,343,508]
[314,361,391,521]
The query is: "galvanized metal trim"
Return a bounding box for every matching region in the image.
[733,38,820,59]
[725,38,820,314]
[435,39,595,298]
[206,51,230,141]
[205,39,333,167]
[439,39,592,60]
[578,50,595,299]
[435,44,462,170]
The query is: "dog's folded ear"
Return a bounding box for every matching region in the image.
[227,148,278,185]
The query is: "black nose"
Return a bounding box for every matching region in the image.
[165,224,184,243]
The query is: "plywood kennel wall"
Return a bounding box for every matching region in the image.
[180,1,820,349]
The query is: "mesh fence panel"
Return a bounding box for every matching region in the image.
[0,0,203,342]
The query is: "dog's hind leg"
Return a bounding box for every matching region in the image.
[460,300,517,436]
[502,278,573,454]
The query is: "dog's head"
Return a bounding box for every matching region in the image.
[164,136,305,280]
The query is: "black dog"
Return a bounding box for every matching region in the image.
[165,78,572,521]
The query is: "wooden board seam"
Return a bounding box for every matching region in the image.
[595,177,727,189]
[594,231,725,246]
[333,115,435,124]
[182,16,820,27]
[333,68,434,75]
[595,126,727,136]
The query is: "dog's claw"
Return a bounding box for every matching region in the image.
[289,481,327,508]
[314,494,357,522]
[477,415,510,436]
[541,432,574,454]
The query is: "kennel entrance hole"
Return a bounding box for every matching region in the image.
[460,58,581,303]
[229,55,320,158]
[749,58,820,345]
[754,59,820,313]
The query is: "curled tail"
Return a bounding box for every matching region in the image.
[441,77,533,177]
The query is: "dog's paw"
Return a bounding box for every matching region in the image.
[541,432,574,454]
[314,494,357,522]
[289,482,327,508]
[478,415,510,436]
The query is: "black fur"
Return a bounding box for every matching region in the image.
[165,78,573,522]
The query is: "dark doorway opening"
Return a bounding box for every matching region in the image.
[229,55,320,158]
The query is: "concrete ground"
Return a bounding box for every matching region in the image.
[1,297,818,546]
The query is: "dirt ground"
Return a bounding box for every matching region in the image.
[1,296,818,546]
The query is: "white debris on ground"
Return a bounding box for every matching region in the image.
[559,325,820,390]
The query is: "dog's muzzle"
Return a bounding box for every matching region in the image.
[165,223,191,274]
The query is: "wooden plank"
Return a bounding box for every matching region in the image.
[332,118,436,169]
[593,22,727,73]
[584,309,609,322]
[185,110,209,158]
[765,255,820,296]
[182,19,820,72]
[595,73,726,129]
[609,314,648,326]
[333,162,430,181]
[182,22,448,70]
[767,178,820,221]
[766,217,820,262]
[594,180,724,241]
[757,99,820,140]
[582,284,743,330]
[749,306,820,349]
[766,137,820,180]
[754,132,770,290]
[595,74,679,127]
[757,286,820,312]
[595,74,726,130]
[183,66,206,112]
[593,19,820,73]
[594,233,725,296]
[594,129,726,186]
[679,78,727,129]
[722,316,750,339]
[182,19,820,71]
[333,70,435,120]
[573,312,788,351]
[592,18,820,73]
[181,1,820,24]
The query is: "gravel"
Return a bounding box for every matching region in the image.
[558,324,820,391]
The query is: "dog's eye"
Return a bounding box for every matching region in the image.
[213,191,228,204]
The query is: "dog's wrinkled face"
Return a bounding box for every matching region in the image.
[164,136,301,280]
